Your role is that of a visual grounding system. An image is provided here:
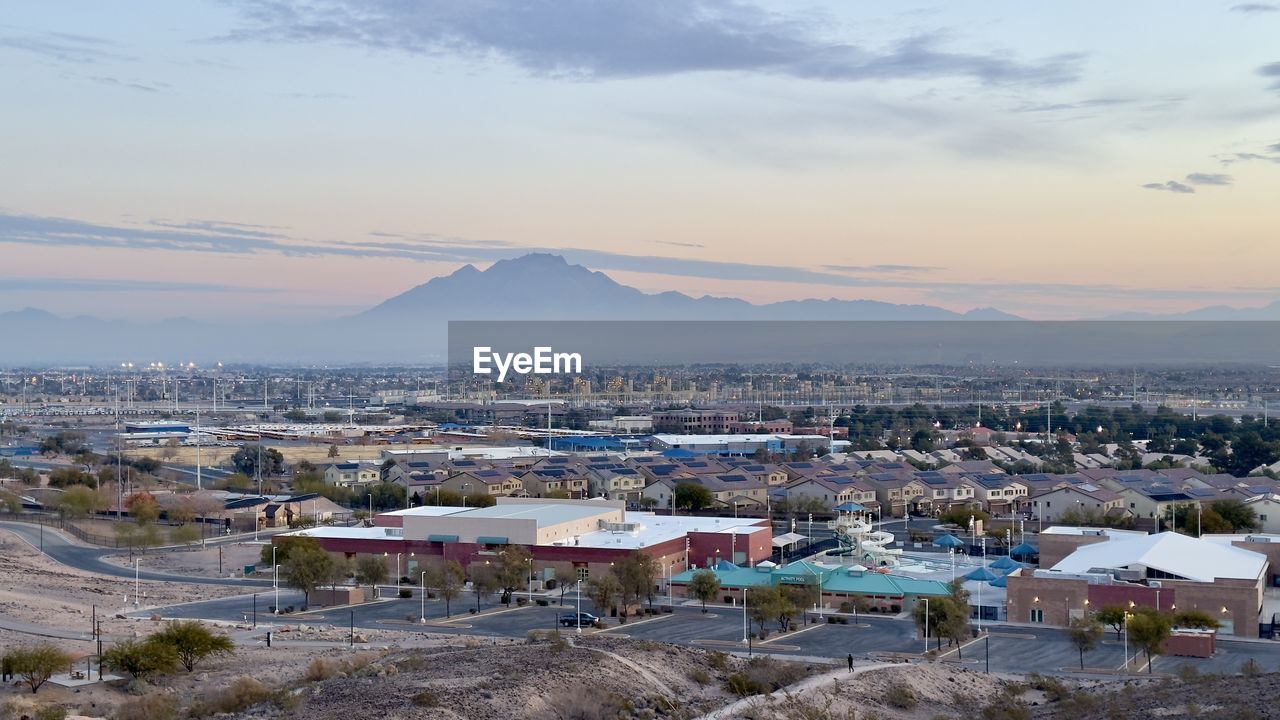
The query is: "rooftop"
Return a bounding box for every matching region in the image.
[1049,531,1267,583]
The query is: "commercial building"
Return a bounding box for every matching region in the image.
[653,410,739,434]
[1006,529,1269,636]
[283,497,773,587]
[669,559,951,612]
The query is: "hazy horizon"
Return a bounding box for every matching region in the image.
[2,1,1279,321]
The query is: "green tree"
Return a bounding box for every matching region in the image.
[1126,608,1172,674]
[150,620,234,672]
[1095,605,1128,640]
[492,544,533,606]
[169,524,201,546]
[614,553,660,609]
[56,484,107,519]
[4,644,73,694]
[1171,609,1219,630]
[281,539,336,600]
[261,535,317,566]
[1067,616,1103,670]
[327,444,340,458]
[747,585,782,635]
[1210,499,1258,532]
[588,573,623,617]
[673,482,713,511]
[231,445,284,478]
[424,558,465,617]
[354,555,388,593]
[470,562,501,612]
[687,569,721,613]
[102,638,178,680]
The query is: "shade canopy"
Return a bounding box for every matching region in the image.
[989,574,1008,587]
[933,534,965,549]
[1009,543,1039,558]
[990,555,1022,571]
[964,566,999,582]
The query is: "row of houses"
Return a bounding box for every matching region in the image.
[323,452,1280,529]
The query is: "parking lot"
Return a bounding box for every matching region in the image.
[140,592,1280,677]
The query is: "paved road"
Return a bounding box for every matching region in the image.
[0,520,274,588]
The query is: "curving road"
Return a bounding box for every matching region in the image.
[0,520,275,588]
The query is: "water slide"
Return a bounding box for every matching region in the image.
[825,512,902,567]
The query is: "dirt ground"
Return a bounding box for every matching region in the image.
[126,444,390,467]
[0,530,246,636]
[104,541,265,578]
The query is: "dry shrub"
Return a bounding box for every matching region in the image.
[305,657,341,682]
[190,676,274,717]
[884,682,917,709]
[112,693,180,720]
[534,689,628,720]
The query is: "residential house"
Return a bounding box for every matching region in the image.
[1028,483,1126,523]
[323,462,381,487]
[439,469,524,498]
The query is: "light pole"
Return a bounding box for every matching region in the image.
[396,553,403,584]
[742,586,749,644]
[575,580,583,634]
[949,548,955,583]
[133,558,140,608]
[527,557,534,603]
[420,571,427,624]
[272,545,279,614]
[923,598,930,652]
[977,536,986,632]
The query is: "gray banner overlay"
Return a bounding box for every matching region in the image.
[448,321,1280,372]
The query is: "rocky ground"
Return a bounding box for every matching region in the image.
[104,540,264,578]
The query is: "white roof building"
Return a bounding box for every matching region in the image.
[1049,531,1267,583]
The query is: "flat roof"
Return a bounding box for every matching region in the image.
[570,513,764,550]
[378,506,470,518]
[288,526,402,541]
[452,502,613,525]
[1041,526,1147,537]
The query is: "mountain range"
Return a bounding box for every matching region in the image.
[1,253,1278,364]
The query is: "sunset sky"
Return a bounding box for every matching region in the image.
[2,1,1278,320]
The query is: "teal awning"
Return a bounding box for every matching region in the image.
[427,534,459,543]
[476,536,509,545]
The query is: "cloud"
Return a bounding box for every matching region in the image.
[0,30,130,63]
[1184,172,1233,185]
[1231,3,1278,11]
[84,75,169,93]
[222,0,1083,86]
[652,240,705,249]
[1260,61,1280,90]
[824,264,941,275]
[1142,181,1195,193]
[0,277,275,294]
[3,210,1276,309]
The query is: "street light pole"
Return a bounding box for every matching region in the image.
[134,558,140,608]
[742,586,748,643]
[272,545,279,614]
[575,580,583,634]
[420,571,427,624]
[923,598,930,652]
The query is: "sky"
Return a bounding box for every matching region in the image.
[1,1,1278,320]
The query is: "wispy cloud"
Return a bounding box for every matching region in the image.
[1260,61,1280,90]
[1142,180,1196,194]
[0,30,130,63]
[1185,172,1233,186]
[84,75,169,93]
[652,240,705,249]
[222,0,1084,86]
[824,264,941,275]
[0,277,276,294]
[4,210,1274,307]
[1231,3,1278,12]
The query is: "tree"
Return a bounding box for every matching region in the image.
[747,585,782,635]
[126,492,160,524]
[169,524,201,546]
[282,539,336,600]
[1096,605,1128,640]
[615,553,660,610]
[588,573,623,617]
[493,545,533,606]
[56,484,107,519]
[674,482,713,511]
[102,638,178,680]
[470,563,501,612]
[424,558,465,617]
[1067,617,1103,670]
[327,444,340,458]
[354,555,388,593]
[687,569,721,613]
[261,535,318,566]
[1126,608,1172,674]
[1172,609,1219,631]
[1210,499,1258,532]
[231,445,284,478]
[4,644,73,694]
[150,621,234,672]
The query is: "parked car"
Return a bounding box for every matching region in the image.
[558,612,598,627]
